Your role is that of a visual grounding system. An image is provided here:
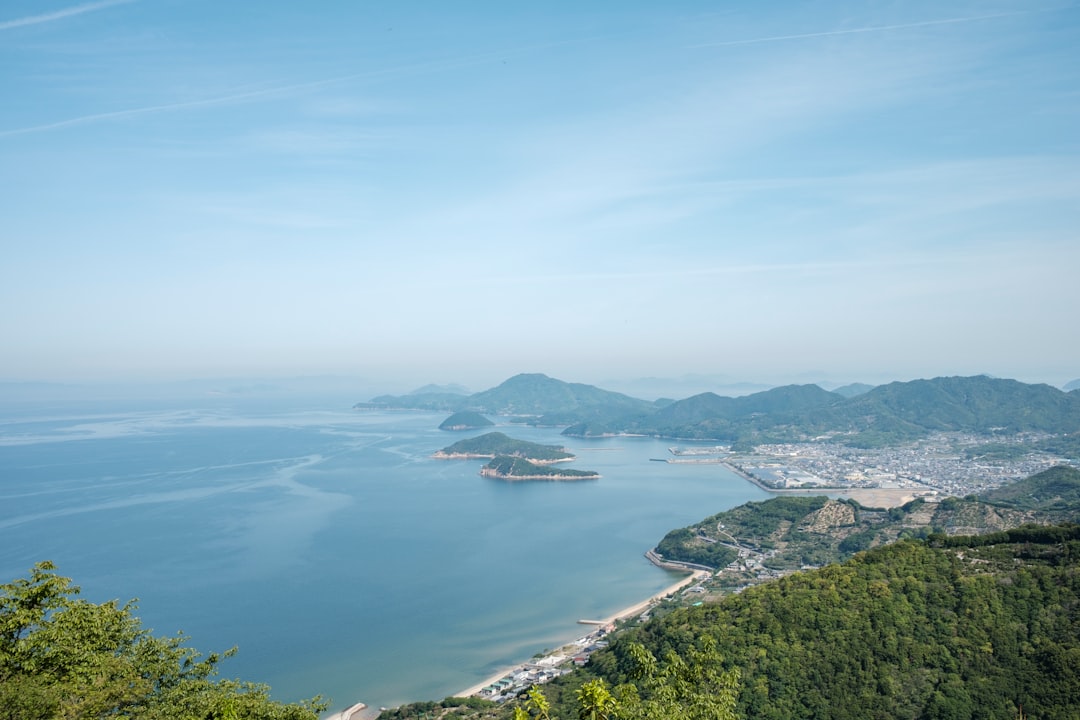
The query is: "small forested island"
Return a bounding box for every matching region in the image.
[481,456,600,481]
[439,411,495,431]
[433,432,575,462]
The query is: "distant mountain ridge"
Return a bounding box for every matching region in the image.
[357,372,654,420]
[358,374,1080,448]
[831,382,875,398]
[465,373,652,417]
[566,375,1080,446]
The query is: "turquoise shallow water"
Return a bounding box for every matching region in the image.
[0,398,767,713]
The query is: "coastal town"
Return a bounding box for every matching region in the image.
[340,429,1076,720]
[668,431,1069,498]
[436,432,1077,709]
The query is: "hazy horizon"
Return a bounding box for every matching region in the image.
[2,1,1077,390]
[1,367,1077,408]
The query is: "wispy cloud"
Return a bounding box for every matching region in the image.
[0,0,135,31]
[688,9,1051,48]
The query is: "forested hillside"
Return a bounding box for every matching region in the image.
[0,562,326,720]
[386,528,1080,720]
[652,483,1073,572]
[585,528,1080,719]
[563,375,1080,447]
[384,466,1080,720]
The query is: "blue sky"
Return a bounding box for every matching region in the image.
[2,0,1078,390]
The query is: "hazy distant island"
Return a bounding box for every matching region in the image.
[356,372,658,424]
[439,411,495,431]
[480,456,600,481]
[433,431,575,462]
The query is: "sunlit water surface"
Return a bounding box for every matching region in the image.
[0,398,767,713]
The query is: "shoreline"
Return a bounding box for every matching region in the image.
[327,467,761,717]
[448,473,914,708]
[432,452,574,464]
[323,467,916,718]
[479,470,601,481]
[323,701,370,720]
[452,568,705,700]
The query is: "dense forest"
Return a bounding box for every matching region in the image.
[584,528,1080,720]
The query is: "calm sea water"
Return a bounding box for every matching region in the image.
[0,398,767,714]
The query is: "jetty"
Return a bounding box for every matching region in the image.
[325,701,368,720]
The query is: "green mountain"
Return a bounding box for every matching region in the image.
[840,375,1080,434]
[359,374,1080,448]
[566,375,1080,447]
[569,384,842,440]
[466,373,653,418]
[433,432,574,462]
[980,464,1080,511]
[357,373,653,425]
[584,529,1080,720]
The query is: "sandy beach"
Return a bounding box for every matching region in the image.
[324,478,917,719]
[591,569,707,624]
[323,700,374,720]
[452,569,704,699]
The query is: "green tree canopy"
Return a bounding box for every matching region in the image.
[0,561,327,720]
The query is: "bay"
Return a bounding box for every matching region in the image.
[0,397,767,714]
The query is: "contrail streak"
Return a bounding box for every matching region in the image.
[0,0,135,31]
[0,85,301,138]
[689,9,1043,48]
[0,39,574,138]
